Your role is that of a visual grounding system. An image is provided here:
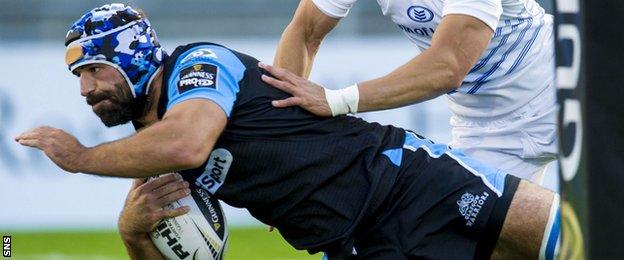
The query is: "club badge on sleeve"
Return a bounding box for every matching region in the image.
[178,63,218,94]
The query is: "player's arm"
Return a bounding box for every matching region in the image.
[274,0,340,78]
[119,174,191,260]
[79,99,226,177]
[260,14,494,116]
[356,14,493,111]
[121,233,164,260]
[16,99,226,178]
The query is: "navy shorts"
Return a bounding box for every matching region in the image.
[341,132,521,259]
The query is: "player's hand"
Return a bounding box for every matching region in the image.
[258,62,332,117]
[118,173,191,240]
[15,126,86,173]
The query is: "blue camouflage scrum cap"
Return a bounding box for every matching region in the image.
[64,3,165,98]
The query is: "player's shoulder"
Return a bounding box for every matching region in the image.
[162,42,246,117]
[171,42,245,69]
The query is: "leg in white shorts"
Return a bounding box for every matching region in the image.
[449,86,558,184]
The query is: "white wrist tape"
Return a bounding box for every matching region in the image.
[324,84,359,116]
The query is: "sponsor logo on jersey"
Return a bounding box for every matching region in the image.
[196,148,232,194]
[407,6,434,23]
[178,63,218,93]
[180,49,218,64]
[457,191,490,226]
[398,24,436,37]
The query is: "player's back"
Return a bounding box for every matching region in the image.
[159,43,408,253]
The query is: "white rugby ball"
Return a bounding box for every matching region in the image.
[150,186,228,260]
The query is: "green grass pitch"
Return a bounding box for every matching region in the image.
[1,227,319,259]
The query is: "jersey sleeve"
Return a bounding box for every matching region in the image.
[167,45,246,117]
[442,0,503,31]
[311,0,359,18]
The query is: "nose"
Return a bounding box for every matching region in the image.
[79,73,96,97]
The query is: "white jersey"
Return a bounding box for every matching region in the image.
[313,0,555,118]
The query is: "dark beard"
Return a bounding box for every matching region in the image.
[87,83,142,127]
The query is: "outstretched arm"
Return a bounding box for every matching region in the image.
[274,0,339,78]
[16,99,227,178]
[261,14,494,116]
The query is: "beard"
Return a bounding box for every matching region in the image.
[86,82,141,127]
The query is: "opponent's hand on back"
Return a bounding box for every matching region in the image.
[118,173,191,239]
[259,62,332,117]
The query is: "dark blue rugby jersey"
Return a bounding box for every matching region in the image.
[154,42,407,253]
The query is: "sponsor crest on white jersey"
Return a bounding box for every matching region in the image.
[407,6,434,22]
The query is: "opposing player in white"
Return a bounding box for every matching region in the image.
[261,0,557,184]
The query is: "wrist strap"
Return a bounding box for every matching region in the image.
[325,84,359,116]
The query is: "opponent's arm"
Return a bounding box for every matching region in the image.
[16,99,226,178]
[356,14,493,111]
[274,0,339,78]
[261,14,494,115]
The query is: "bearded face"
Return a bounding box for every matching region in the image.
[86,81,138,127]
[77,65,141,127]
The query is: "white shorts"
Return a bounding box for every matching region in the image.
[449,85,558,183]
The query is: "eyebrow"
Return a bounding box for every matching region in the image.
[82,64,100,69]
[76,64,100,72]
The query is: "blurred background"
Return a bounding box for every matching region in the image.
[0,0,553,259]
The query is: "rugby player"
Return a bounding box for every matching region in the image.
[265,0,558,183]
[15,4,559,259]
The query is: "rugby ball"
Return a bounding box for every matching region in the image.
[150,185,228,260]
